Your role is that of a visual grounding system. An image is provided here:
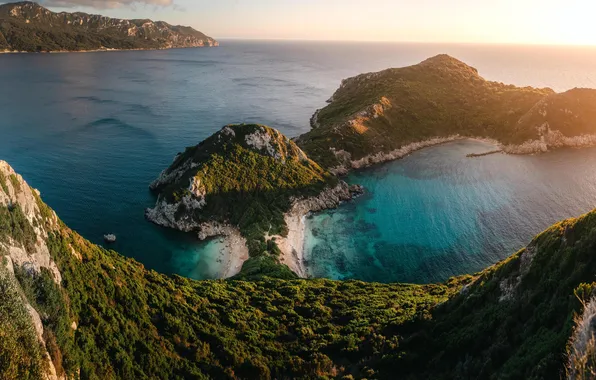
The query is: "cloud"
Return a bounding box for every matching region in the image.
[38,0,174,9]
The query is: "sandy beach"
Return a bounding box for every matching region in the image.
[276,212,308,278]
[217,229,250,279]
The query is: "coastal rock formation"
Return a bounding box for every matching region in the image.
[296,54,596,172]
[0,161,65,380]
[146,124,350,274]
[0,1,218,52]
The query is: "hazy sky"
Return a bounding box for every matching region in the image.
[30,0,596,45]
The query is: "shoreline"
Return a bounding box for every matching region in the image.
[277,213,308,278]
[330,135,501,175]
[0,44,218,55]
[329,133,596,175]
[276,182,362,278]
[216,230,250,279]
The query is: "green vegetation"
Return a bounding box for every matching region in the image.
[0,204,37,251]
[14,265,78,378]
[296,55,596,169]
[4,160,596,379]
[8,174,21,194]
[0,171,9,195]
[47,224,452,379]
[0,2,217,52]
[151,124,339,256]
[0,263,45,380]
[387,212,596,379]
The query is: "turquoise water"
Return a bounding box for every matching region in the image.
[1,41,596,280]
[305,140,596,283]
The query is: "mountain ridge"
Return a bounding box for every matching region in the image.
[0,1,218,52]
[297,54,596,173]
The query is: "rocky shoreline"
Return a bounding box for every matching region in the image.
[276,181,363,277]
[327,131,596,175]
[0,44,219,55]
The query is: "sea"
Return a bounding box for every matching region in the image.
[1,40,596,283]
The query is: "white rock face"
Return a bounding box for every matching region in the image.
[0,161,62,284]
[245,127,282,159]
[504,125,596,155]
[0,161,65,380]
[568,296,596,379]
[145,193,204,233]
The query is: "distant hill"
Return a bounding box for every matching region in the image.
[0,1,218,52]
[296,55,596,172]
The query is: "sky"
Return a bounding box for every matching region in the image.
[17,0,596,45]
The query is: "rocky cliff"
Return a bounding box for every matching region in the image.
[0,161,65,379]
[0,1,218,52]
[297,55,596,172]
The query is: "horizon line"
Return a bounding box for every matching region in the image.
[214,37,596,48]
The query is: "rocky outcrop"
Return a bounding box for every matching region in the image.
[0,1,218,52]
[0,160,65,380]
[567,296,596,379]
[504,124,596,154]
[0,161,61,283]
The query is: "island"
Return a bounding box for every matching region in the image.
[0,1,218,53]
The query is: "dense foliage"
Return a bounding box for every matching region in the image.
[389,212,596,379]
[0,2,216,52]
[48,223,453,379]
[152,124,338,256]
[3,158,596,379]
[0,262,45,380]
[296,55,596,169]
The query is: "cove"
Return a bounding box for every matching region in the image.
[304,140,596,284]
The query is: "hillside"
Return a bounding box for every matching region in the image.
[296,55,596,172]
[146,124,360,277]
[0,159,457,379]
[3,159,596,378]
[0,1,218,52]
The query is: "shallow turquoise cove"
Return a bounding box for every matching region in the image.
[305,140,596,283]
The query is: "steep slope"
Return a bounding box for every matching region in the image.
[388,211,596,379]
[0,160,451,379]
[0,1,217,52]
[147,124,361,276]
[297,55,596,172]
[3,159,596,378]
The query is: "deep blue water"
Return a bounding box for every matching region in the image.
[1,41,596,281]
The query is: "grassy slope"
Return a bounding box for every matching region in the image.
[296,55,557,169]
[3,163,596,378]
[152,124,338,256]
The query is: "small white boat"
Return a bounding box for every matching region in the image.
[103,234,117,243]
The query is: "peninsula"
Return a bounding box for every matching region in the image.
[146,124,362,279]
[0,1,218,53]
[296,54,596,173]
